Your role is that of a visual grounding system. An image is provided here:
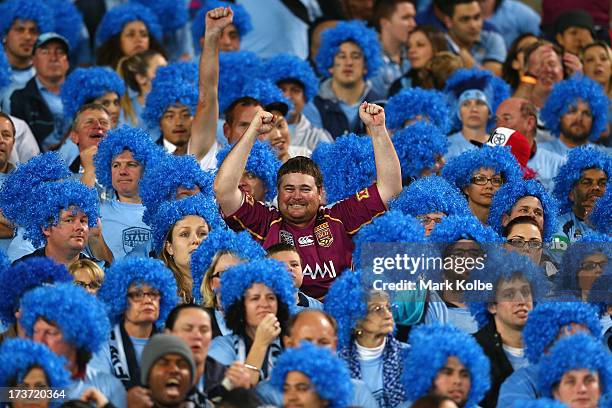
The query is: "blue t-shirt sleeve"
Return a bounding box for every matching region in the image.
[482,31,507,63]
[208,335,238,365]
[497,366,539,408]
[351,379,379,408]
[255,380,284,406]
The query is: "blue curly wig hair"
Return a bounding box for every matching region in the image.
[263,53,319,103]
[352,210,426,270]
[588,268,612,316]
[20,283,111,354]
[510,399,567,408]
[392,121,448,179]
[97,257,178,330]
[190,228,266,303]
[140,154,215,226]
[153,61,198,86]
[93,125,162,191]
[552,146,611,214]
[24,180,99,248]
[0,152,70,227]
[538,333,612,399]
[323,269,368,349]
[0,0,54,37]
[522,301,602,364]
[95,2,162,46]
[191,0,252,53]
[219,258,297,314]
[143,78,198,130]
[270,342,353,408]
[0,257,72,327]
[43,0,84,51]
[61,67,125,121]
[133,0,188,33]
[0,44,10,91]
[240,78,294,114]
[589,186,611,235]
[390,176,471,218]
[386,88,451,133]
[540,75,609,142]
[465,248,551,329]
[443,68,511,131]
[150,193,225,253]
[0,339,70,390]
[315,20,382,80]
[487,179,559,242]
[216,140,280,201]
[218,50,262,114]
[312,133,375,203]
[428,215,504,245]
[441,145,523,190]
[403,324,491,408]
[556,232,612,296]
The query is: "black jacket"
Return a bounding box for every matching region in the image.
[473,321,516,408]
[10,77,55,149]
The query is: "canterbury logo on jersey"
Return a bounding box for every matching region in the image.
[298,235,314,246]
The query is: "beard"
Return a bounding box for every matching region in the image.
[560,120,590,143]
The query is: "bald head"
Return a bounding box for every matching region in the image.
[284,310,338,351]
[495,97,537,142]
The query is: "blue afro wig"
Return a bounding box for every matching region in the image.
[386,88,451,133]
[0,44,12,91]
[0,257,72,326]
[43,0,84,51]
[540,75,609,142]
[190,228,266,303]
[153,61,198,86]
[133,0,188,33]
[270,342,353,408]
[390,176,471,218]
[140,154,215,226]
[219,258,296,314]
[588,268,612,316]
[150,193,225,253]
[97,257,178,330]
[61,67,125,121]
[95,2,162,45]
[312,133,375,203]
[428,215,504,244]
[0,339,70,389]
[218,51,262,113]
[589,186,611,234]
[263,53,319,103]
[23,180,99,248]
[403,324,490,407]
[522,301,602,364]
[20,283,111,353]
[0,0,54,37]
[216,140,280,201]
[240,78,294,114]
[323,270,368,349]
[510,399,567,408]
[191,0,252,53]
[487,179,559,242]
[0,152,70,226]
[465,248,551,329]
[556,232,612,296]
[441,145,523,189]
[443,68,511,131]
[93,125,162,190]
[352,210,426,270]
[552,146,611,214]
[392,121,448,179]
[538,333,612,398]
[315,20,382,80]
[143,78,198,130]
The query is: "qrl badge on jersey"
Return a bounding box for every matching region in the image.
[314,222,333,247]
[356,187,370,201]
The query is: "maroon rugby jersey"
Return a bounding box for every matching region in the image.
[224,184,387,299]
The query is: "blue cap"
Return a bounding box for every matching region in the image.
[34,32,69,53]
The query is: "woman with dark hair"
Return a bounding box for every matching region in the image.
[388,26,447,97]
[501,33,539,90]
[208,259,296,386]
[95,3,167,69]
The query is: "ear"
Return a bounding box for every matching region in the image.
[328,66,334,76]
[511,58,521,71]
[487,303,497,315]
[526,115,537,134]
[283,335,293,348]
[443,15,452,30]
[134,73,148,88]
[42,225,51,238]
[69,129,79,145]
[555,33,564,47]
[223,121,230,139]
[568,189,575,204]
[501,213,510,227]
[165,240,174,256]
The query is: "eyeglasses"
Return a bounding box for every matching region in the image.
[471,175,504,187]
[127,290,161,302]
[367,304,395,316]
[447,249,484,258]
[416,215,444,226]
[74,280,101,290]
[507,238,544,249]
[580,261,607,271]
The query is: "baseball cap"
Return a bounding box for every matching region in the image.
[34,32,70,54]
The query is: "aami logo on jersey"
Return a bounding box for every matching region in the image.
[302,260,336,279]
[123,227,151,253]
[298,235,314,247]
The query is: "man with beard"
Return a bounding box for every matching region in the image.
[539,76,610,156]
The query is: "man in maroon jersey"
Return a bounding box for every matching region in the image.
[214,102,402,299]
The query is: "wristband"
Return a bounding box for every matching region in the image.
[520,75,537,85]
[244,363,263,380]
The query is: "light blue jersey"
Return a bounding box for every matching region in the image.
[100,199,150,260]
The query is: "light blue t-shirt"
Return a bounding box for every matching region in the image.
[100,199,150,260]
[9,66,35,91]
[67,365,127,408]
[502,344,529,371]
[444,131,477,160]
[339,101,361,131]
[497,363,539,408]
[130,336,148,363]
[528,146,566,193]
[487,0,540,48]
[35,78,65,150]
[446,30,507,65]
[0,172,13,253]
[359,354,385,407]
